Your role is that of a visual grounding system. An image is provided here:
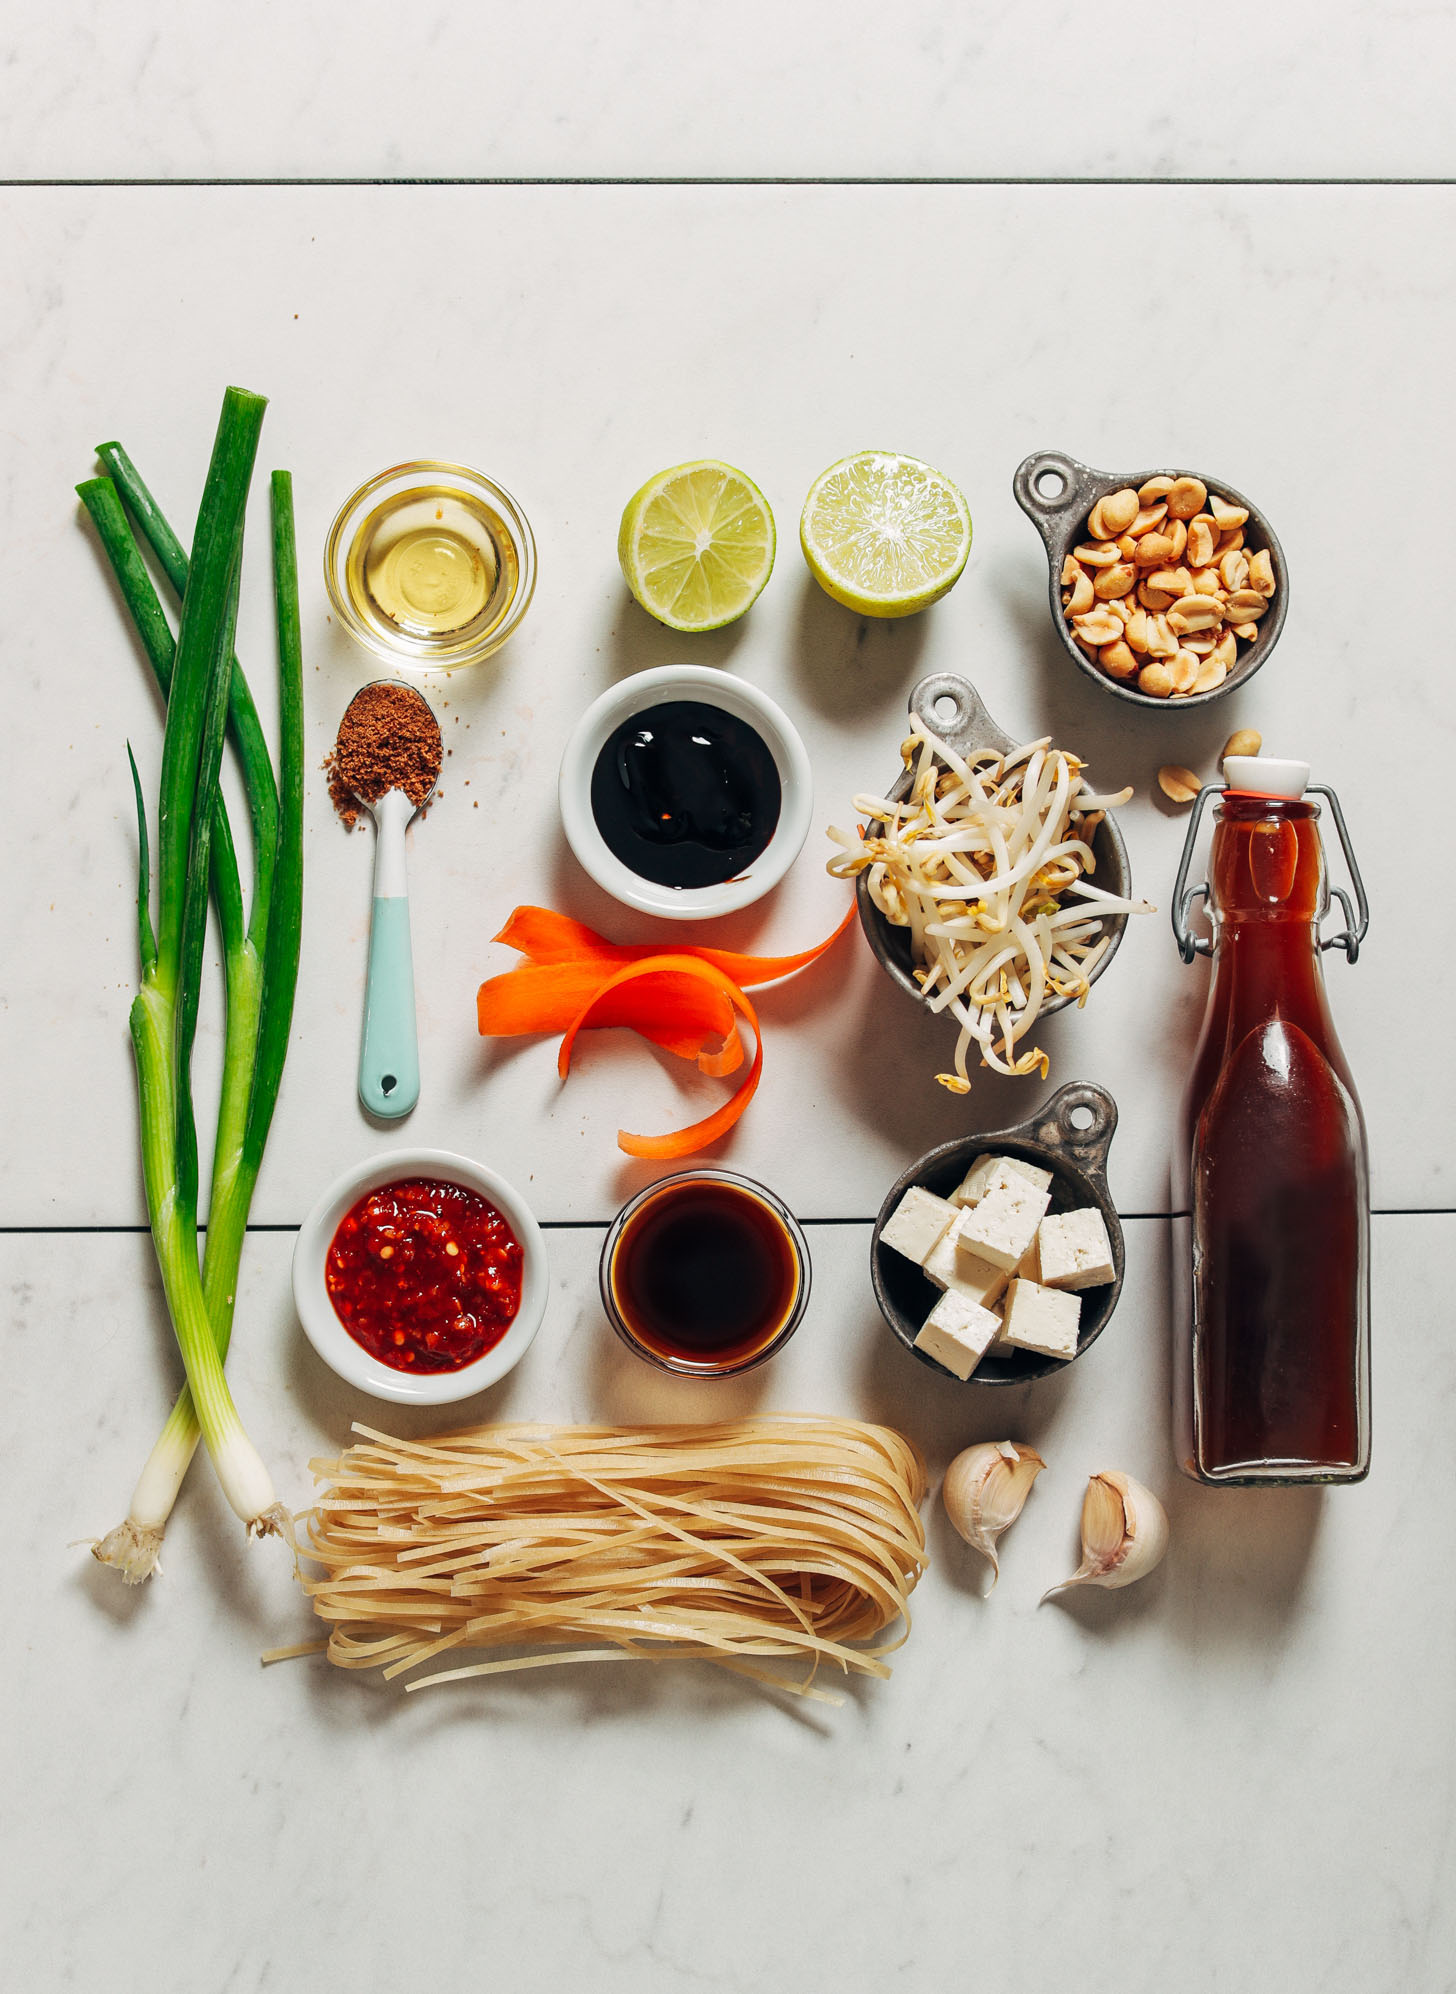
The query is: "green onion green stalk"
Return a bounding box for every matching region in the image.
[80,386,304,1578]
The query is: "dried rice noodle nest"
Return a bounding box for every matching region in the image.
[278,1418,928,1704]
[828,713,1153,1090]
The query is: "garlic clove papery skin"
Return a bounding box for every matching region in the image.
[1041,1469,1169,1601]
[942,1440,1046,1584]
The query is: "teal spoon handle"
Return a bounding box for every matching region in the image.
[358,788,420,1119]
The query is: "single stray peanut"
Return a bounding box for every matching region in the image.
[1222,728,1262,759]
[1158,765,1204,804]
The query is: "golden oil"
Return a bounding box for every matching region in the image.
[343,484,522,657]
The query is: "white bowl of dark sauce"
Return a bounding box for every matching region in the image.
[558,664,814,918]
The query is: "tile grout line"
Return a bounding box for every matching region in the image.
[1,176,1453,190]
[2,1208,1450,1235]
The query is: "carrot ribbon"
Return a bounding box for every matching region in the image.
[476,901,855,1155]
[557,957,762,1159]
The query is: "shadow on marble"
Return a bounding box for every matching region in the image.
[786,569,929,725]
[1158,1482,1326,1654]
[815,948,1067,1174]
[604,589,750,685]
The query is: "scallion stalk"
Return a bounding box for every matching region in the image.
[82,387,304,1572]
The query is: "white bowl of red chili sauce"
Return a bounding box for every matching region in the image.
[292,1149,550,1403]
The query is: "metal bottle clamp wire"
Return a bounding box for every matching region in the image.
[1171,782,1371,965]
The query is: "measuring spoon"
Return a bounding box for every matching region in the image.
[341,681,441,1120]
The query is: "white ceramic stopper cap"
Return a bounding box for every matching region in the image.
[1223,755,1310,798]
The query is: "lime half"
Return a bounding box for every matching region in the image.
[800,451,972,617]
[618,460,776,631]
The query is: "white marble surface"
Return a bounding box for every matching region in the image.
[1,3,1454,181]
[7,1218,1452,1993]
[3,81,1454,1994]
[0,184,1449,1222]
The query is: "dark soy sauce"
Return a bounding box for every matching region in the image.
[610,1180,800,1370]
[590,699,782,889]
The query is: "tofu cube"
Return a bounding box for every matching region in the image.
[950,1152,1055,1208]
[925,1221,1009,1308]
[987,1247,1038,1356]
[953,1175,1051,1273]
[1000,1278,1081,1361]
[880,1186,957,1268]
[914,1290,1003,1380]
[1037,1207,1116,1291]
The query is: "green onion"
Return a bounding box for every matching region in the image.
[81,388,305,1575]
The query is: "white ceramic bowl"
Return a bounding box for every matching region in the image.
[292,1148,550,1404]
[558,664,814,919]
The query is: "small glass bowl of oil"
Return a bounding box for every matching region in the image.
[324,461,537,669]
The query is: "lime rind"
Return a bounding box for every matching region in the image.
[800,450,971,618]
[619,459,777,632]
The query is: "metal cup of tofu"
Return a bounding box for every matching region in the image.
[870,1082,1124,1385]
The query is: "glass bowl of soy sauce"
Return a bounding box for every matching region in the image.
[559,664,814,919]
[600,1170,811,1376]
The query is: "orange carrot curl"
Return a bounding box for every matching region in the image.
[476,902,855,1155]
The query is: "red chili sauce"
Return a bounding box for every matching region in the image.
[326,1177,523,1373]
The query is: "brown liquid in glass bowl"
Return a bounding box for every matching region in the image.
[608,1179,802,1372]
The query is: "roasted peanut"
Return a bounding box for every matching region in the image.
[1192,568,1222,597]
[1218,548,1250,592]
[1116,532,1139,560]
[1072,608,1124,646]
[1211,629,1238,672]
[1158,764,1203,802]
[1098,488,1140,536]
[1191,657,1229,695]
[1224,589,1268,620]
[1169,598,1222,635]
[1222,728,1263,759]
[1210,495,1248,530]
[1164,518,1189,562]
[1186,517,1216,568]
[1216,525,1245,556]
[1182,630,1218,656]
[1170,649,1202,693]
[1139,661,1176,697]
[1145,613,1178,657]
[1231,621,1260,640]
[1247,548,1275,597]
[1094,563,1137,599]
[1100,639,1138,678]
[1135,533,1176,568]
[1075,541,1122,568]
[1129,503,1168,536]
[1123,608,1151,653]
[1061,554,1082,586]
[1066,569,1095,615]
[1138,475,1175,504]
[1166,477,1207,519]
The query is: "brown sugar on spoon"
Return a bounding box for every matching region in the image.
[325,680,444,829]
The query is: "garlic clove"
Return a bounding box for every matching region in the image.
[1041,1469,1169,1601]
[942,1440,1046,1585]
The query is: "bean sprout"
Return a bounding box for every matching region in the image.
[827,714,1154,1091]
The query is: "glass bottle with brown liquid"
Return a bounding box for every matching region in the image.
[1173,759,1370,1484]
